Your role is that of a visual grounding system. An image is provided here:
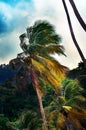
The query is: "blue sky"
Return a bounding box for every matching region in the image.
[0,0,86,69]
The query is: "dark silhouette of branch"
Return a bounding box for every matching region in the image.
[62,0,86,67]
[69,0,86,32]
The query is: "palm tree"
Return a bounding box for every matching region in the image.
[62,0,86,68]
[69,0,86,32]
[10,20,68,130]
[46,78,86,130]
[18,79,86,130]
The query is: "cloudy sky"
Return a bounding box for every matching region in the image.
[0,0,86,69]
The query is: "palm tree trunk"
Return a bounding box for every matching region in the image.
[30,68,48,130]
[65,118,73,130]
[62,0,86,68]
[69,0,86,32]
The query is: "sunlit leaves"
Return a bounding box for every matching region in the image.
[25,54,67,93]
[19,20,68,94]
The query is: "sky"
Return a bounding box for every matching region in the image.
[0,0,86,69]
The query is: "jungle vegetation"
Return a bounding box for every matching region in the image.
[0,20,86,130]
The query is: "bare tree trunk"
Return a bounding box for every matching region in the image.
[62,0,86,68]
[30,68,48,130]
[69,0,86,32]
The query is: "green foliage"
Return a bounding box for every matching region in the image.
[17,20,67,130]
[50,78,86,109]
[20,110,43,130]
[62,79,83,104]
[3,20,86,130]
[27,20,61,46]
[7,120,22,130]
[20,20,66,57]
[0,114,9,130]
[67,64,86,98]
[0,72,86,130]
[47,78,86,130]
[0,80,39,120]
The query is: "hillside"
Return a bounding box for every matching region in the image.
[0,60,86,130]
[0,64,15,83]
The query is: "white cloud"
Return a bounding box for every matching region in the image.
[0,2,12,19]
[31,0,86,69]
[0,0,86,69]
[0,0,34,64]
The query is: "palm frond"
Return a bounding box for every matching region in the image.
[35,55,68,79]
[31,55,68,92]
[35,34,61,45]
[62,79,83,100]
[62,106,72,111]
[28,44,65,57]
[45,44,65,55]
[27,20,61,46]
[56,113,65,130]
[20,110,43,130]
[31,58,61,93]
[60,78,86,109]
[25,56,61,92]
[68,108,86,129]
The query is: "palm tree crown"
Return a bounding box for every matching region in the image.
[19,20,67,92]
[46,78,86,130]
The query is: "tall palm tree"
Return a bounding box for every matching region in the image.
[10,20,68,130]
[19,79,86,130]
[51,79,86,130]
[69,0,86,32]
[45,78,86,130]
[62,0,86,68]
